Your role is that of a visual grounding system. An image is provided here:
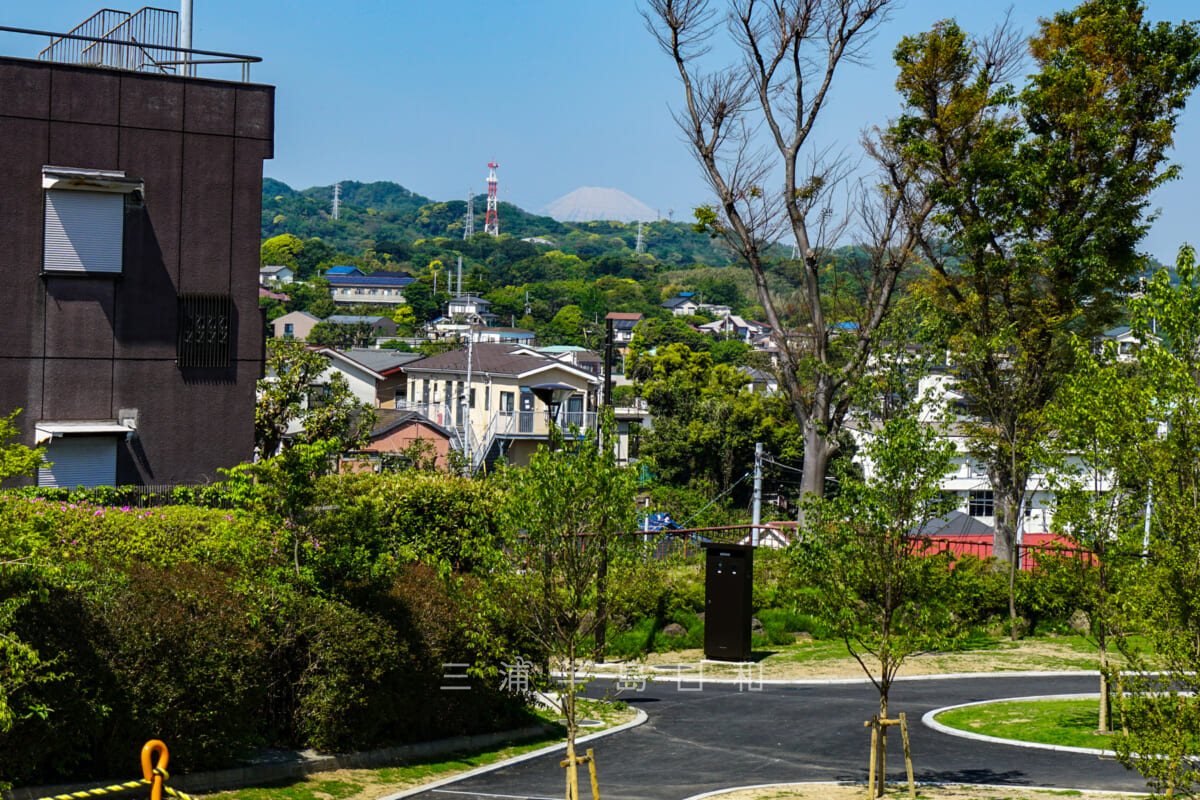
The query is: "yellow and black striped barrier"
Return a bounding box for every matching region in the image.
[34,741,196,800]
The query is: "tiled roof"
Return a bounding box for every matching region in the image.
[325,315,390,325]
[326,274,414,287]
[661,296,694,308]
[325,265,363,276]
[405,342,590,379]
[370,408,451,439]
[345,347,422,373]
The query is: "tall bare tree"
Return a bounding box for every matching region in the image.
[643,0,931,502]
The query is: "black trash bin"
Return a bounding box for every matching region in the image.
[703,542,754,661]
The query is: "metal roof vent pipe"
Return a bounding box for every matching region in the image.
[179,0,192,76]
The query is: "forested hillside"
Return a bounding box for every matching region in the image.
[261,178,733,267]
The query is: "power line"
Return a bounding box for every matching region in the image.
[679,472,751,528]
[762,456,804,476]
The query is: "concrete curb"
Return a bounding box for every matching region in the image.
[676,780,1149,799]
[376,707,649,800]
[921,693,1114,756]
[5,725,554,800]
[580,668,1100,687]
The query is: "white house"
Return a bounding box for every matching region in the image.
[446,295,497,325]
[661,294,701,316]
[260,264,294,286]
[399,343,601,470]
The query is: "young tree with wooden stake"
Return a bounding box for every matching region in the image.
[499,413,637,800]
[1111,245,1200,796]
[1044,338,1152,734]
[642,0,933,508]
[791,413,957,796]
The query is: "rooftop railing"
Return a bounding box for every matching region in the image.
[0,7,261,82]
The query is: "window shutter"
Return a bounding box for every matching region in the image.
[38,437,118,488]
[44,190,124,273]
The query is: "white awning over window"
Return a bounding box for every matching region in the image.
[35,421,134,445]
[41,166,143,275]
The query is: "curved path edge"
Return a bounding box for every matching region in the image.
[579,668,1101,686]
[376,707,649,800]
[922,692,1115,757]
[677,780,1147,799]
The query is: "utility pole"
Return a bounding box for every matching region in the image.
[462,336,474,473]
[603,317,614,411]
[751,442,763,546]
[594,318,617,666]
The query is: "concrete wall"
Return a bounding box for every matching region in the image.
[0,56,273,485]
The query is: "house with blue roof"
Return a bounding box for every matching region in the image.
[324,270,415,306]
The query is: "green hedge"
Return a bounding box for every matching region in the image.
[0,473,529,789]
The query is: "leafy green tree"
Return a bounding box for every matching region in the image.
[256,339,376,456]
[550,305,586,346]
[880,2,1200,635]
[261,233,304,267]
[1110,245,1200,794]
[791,414,957,795]
[389,305,417,337]
[694,275,739,308]
[404,279,440,324]
[627,318,710,371]
[0,410,43,484]
[498,417,637,799]
[1045,339,1152,733]
[0,410,49,769]
[636,344,801,501]
[307,321,377,349]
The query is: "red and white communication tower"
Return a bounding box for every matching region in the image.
[484,161,500,236]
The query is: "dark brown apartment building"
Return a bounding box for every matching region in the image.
[0,12,273,487]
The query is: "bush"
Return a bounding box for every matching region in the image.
[0,561,269,783]
[946,554,1011,626]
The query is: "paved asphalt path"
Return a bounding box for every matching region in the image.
[408,673,1146,800]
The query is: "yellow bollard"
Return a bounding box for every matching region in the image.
[140,740,169,800]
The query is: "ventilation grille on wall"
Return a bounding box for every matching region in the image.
[177,294,232,368]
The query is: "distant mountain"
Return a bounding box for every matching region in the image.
[544,187,658,223]
[261,178,733,267]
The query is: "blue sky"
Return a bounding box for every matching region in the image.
[5,1,1197,263]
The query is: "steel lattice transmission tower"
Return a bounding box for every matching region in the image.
[332,182,341,220]
[484,161,499,236]
[463,188,475,239]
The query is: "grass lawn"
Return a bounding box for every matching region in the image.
[934,698,1115,750]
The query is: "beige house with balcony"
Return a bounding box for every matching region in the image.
[400,343,601,470]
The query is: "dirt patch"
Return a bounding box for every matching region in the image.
[593,638,1112,682]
